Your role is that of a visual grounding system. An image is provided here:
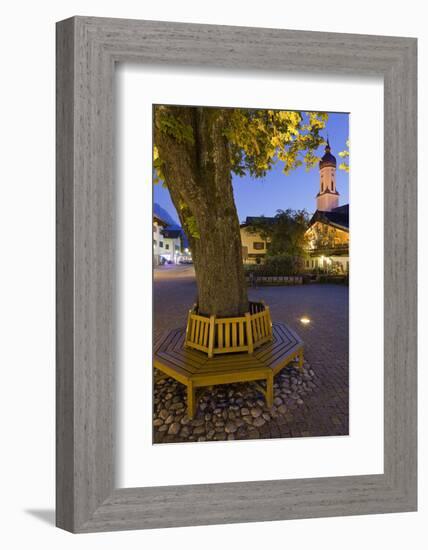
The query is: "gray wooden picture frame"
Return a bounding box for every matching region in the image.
[56,16,417,533]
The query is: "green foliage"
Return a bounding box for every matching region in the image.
[338,138,350,172]
[154,106,328,182]
[153,106,329,267]
[246,209,310,258]
[265,254,301,275]
[317,274,349,285]
[223,109,328,178]
[153,146,165,184]
[245,254,305,276]
[178,200,200,239]
[183,215,200,239]
[157,112,195,145]
[152,108,196,188]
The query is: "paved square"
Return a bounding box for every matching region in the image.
[153,265,349,443]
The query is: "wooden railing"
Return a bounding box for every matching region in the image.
[308,243,349,255]
[246,275,303,285]
[185,301,272,357]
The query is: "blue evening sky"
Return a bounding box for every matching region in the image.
[154,111,349,224]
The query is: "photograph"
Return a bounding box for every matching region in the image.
[152,104,349,444]
[0,0,420,541]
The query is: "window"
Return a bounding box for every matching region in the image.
[253,242,265,250]
[159,241,163,248]
[165,244,169,250]
[153,239,157,246]
[175,245,179,250]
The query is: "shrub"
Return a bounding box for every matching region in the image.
[245,254,305,276]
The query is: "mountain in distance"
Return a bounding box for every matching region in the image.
[153,202,189,249]
[153,202,180,228]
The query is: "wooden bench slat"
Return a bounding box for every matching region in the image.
[192,369,270,386]
[239,321,244,347]
[258,314,265,338]
[232,322,237,347]
[154,358,192,383]
[154,328,180,352]
[225,322,230,349]
[218,323,223,349]
[203,322,209,347]
[256,339,300,363]
[154,322,303,418]
[156,353,202,375]
[190,317,196,342]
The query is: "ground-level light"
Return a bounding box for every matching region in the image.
[300,316,311,325]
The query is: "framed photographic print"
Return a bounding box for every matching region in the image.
[56,16,417,532]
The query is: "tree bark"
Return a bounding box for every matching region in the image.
[154,106,248,317]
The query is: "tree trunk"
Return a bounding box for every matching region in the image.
[154,106,248,317]
[190,200,248,317]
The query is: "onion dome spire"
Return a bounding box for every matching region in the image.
[319,136,336,168]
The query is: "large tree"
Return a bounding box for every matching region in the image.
[154,106,326,317]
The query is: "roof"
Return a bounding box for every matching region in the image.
[153,214,168,227]
[240,216,277,228]
[153,203,179,227]
[319,140,337,168]
[308,204,349,231]
[162,229,182,239]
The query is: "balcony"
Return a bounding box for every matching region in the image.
[307,243,349,256]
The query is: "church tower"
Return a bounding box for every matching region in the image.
[316,139,339,212]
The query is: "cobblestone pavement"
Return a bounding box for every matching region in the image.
[153,266,349,443]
